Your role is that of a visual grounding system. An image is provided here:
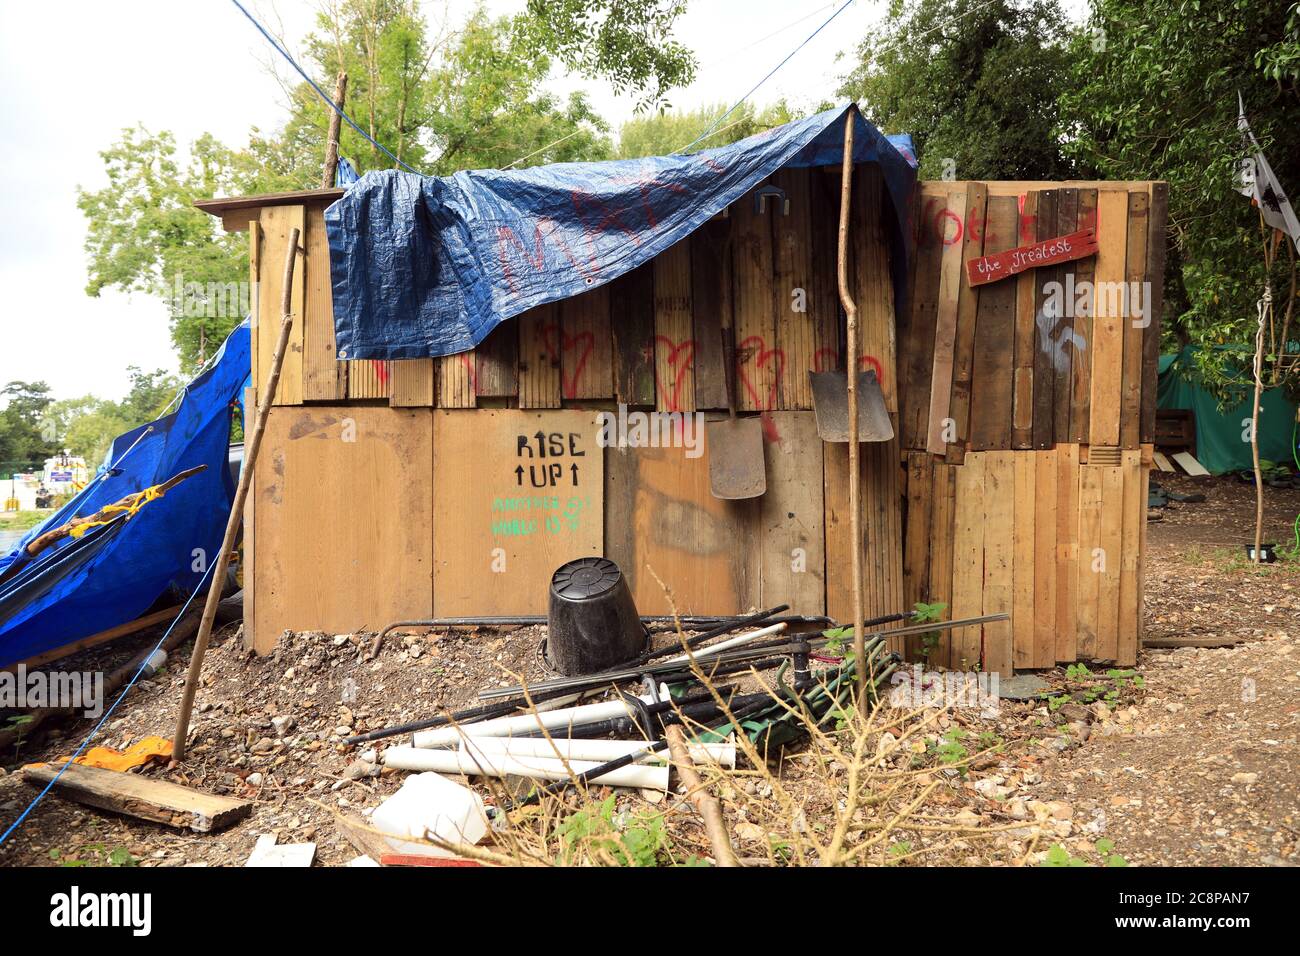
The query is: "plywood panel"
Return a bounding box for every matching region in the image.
[653,239,696,413]
[1121,190,1150,448]
[1088,190,1131,447]
[810,166,845,377]
[946,183,988,462]
[1055,443,1080,662]
[689,217,732,410]
[968,195,1018,450]
[610,262,657,407]
[302,204,345,401]
[1097,463,1124,660]
[255,204,305,406]
[432,410,602,615]
[605,428,758,614]
[1068,189,1098,444]
[926,187,967,454]
[1118,449,1143,665]
[475,321,519,399]
[1012,451,1036,670]
[772,168,816,410]
[559,285,612,400]
[252,406,432,652]
[732,183,777,414]
[1075,463,1104,659]
[1032,449,1059,668]
[518,304,562,409]
[981,451,1014,676]
[390,360,435,407]
[949,452,985,669]
[853,165,897,416]
[759,411,825,612]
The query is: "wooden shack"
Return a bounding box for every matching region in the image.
[198,169,1166,673]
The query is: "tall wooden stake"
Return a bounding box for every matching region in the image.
[836,107,866,700]
[321,71,348,189]
[172,227,301,761]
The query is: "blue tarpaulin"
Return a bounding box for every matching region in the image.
[326,105,918,360]
[0,324,249,667]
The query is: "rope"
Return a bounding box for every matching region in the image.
[228,0,422,176]
[0,560,219,847]
[66,484,168,539]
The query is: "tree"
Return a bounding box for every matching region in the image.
[43,368,182,466]
[1062,0,1300,402]
[0,382,57,473]
[837,0,1078,181]
[616,101,797,158]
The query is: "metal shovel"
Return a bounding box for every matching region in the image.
[708,323,766,499]
[808,369,894,443]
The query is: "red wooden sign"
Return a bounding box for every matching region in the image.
[966,228,1098,287]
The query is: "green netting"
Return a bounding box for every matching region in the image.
[1156,347,1298,475]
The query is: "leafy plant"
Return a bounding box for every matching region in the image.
[555,795,667,867]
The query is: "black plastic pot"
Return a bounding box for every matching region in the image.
[545,557,647,676]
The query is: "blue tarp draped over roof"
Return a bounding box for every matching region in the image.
[0,324,249,668]
[325,105,918,360]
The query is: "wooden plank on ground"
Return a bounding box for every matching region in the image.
[946,183,988,462]
[1152,450,1175,472]
[518,304,562,409]
[927,187,967,454]
[475,321,519,399]
[758,411,825,612]
[1097,463,1124,660]
[256,204,305,406]
[732,183,776,414]
[1055,443,1080,662]
[1012,452,1036,670]
[433,410,602,616]
[1033,449,1058,668]
[689,217,732,410]
[252,406,433,652]
[968,195,1019,450]
[653,239,696,413]
[302,204,345,401]
[981,451,1014,675]
[1012,191,1039,449]
[773,168,816,410]
[605,428,758,614]
[610,263,656,406]
[1171,451,1209,476]
[1075,463,1104,659]
[1120,190,1150,448]
[1068,189,1098,444]
[22,762,252,833]
[1118,448,1143,666]
[390,360,435,407]
[559,285,612,400]
[1088,190,1131,447]
[1140,183,1169,444]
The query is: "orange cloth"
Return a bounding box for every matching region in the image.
[30,734,174,773]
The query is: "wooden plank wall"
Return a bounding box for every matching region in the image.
[897,181,1166,668]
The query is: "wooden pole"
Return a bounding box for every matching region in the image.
[172,226,301,761]
[321,71,348,189]
[836,107,865,699]
[664,724,739,867]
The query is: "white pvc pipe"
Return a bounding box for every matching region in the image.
[383,745,669,790]
[460,735,736,769]
[412,694,654,749]
[661,621,787,664]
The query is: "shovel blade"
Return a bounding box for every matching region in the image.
[707,417,767,499]
[808,370,894,443]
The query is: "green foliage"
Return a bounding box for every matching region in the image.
[1041,839,1128,867]
[617,101,798,158]
[43,367,183,465]
[838,0,1078,180]
[1062,0,1300,398]
[519,0,697,112]
[554,794,668,866]
[0,381,57,474]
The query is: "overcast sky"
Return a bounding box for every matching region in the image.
[0,0,1083,403]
